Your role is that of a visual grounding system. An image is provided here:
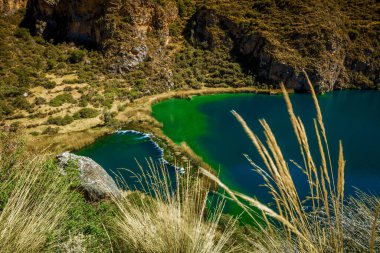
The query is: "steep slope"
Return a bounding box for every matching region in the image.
[185,0,379,92]
[22,0,380,92]
[26,0,178,73]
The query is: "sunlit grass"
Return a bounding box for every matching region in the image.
[109,160,239,253]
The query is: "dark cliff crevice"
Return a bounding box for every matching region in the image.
[25,0,107,48]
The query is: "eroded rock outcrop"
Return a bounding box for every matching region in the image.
[186,7,348,92]
[26,0,177,73]
[0,0,27,15]
[57,152,121,201]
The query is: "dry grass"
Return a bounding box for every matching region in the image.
[109,160,239,253]
[26,127,110,153]
[0,132,72,253]
[201,73,379,252]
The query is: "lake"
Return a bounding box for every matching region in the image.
[78,91,380,206]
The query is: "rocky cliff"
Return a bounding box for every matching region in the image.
[0,0,27,15]
[3,0,379,93]
[185,1,379,92]
[26,0,177,73]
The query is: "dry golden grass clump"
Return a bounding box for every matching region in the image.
[109,159,239,253]
[0,132,72,253]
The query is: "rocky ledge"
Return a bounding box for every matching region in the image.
[57,152,121,201]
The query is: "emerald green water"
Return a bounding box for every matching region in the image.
[77,91,380,212]
[152,91,380,204]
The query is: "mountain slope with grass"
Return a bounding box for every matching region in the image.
[0,0,378,143]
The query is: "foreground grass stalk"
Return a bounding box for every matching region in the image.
[109,160,239,253]
[370,202,380,253]
[0,133,71,253]
[201,76,361,252]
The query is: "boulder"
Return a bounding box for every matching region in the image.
[57,152,121,201]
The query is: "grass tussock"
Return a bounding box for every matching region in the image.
[201,73,380,252]
[0,132,72,253]
[109,160,239,253]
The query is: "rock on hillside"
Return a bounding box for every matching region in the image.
[26,0,177,73]
[0,0,27,15]
[57,152,121,201]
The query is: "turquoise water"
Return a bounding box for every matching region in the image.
[152,91,380,204]
[75,131,174,189]
[77,91,380,207]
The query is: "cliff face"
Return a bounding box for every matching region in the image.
[185,1,379,92]
[10,0,380,92]
[0,0,27,15]
[186,8,345,92]
[27,0,177,73]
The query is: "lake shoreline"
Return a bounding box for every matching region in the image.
[27,87,290,169]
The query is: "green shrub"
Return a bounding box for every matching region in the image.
[42,81,56,89]
[46,59,57,70]
[34,36,46,45]
[47,115,74,126]
[9,121,21,132]
[14,28,30,40]
[42,126,59,135]
[0,102,14,116]
[68,50,86,64]
[73,108,99,119]
[117,104,127,112]
[34,97,46,105]
[102,111,119,127]
[12,97,30,110]
[49,93,76,107]
[78,96,89,107]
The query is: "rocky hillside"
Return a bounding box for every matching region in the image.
[26,0,178,73]
[185,0,379,92]
[1,0,378,93]
[0,0,379,134]
[21,0,378,93]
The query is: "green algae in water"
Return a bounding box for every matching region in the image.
[76,91,380,221]
[152,91,380,207]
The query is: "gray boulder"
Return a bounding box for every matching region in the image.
[57,152,121,201]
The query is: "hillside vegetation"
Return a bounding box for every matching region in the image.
[0,0,379,141]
